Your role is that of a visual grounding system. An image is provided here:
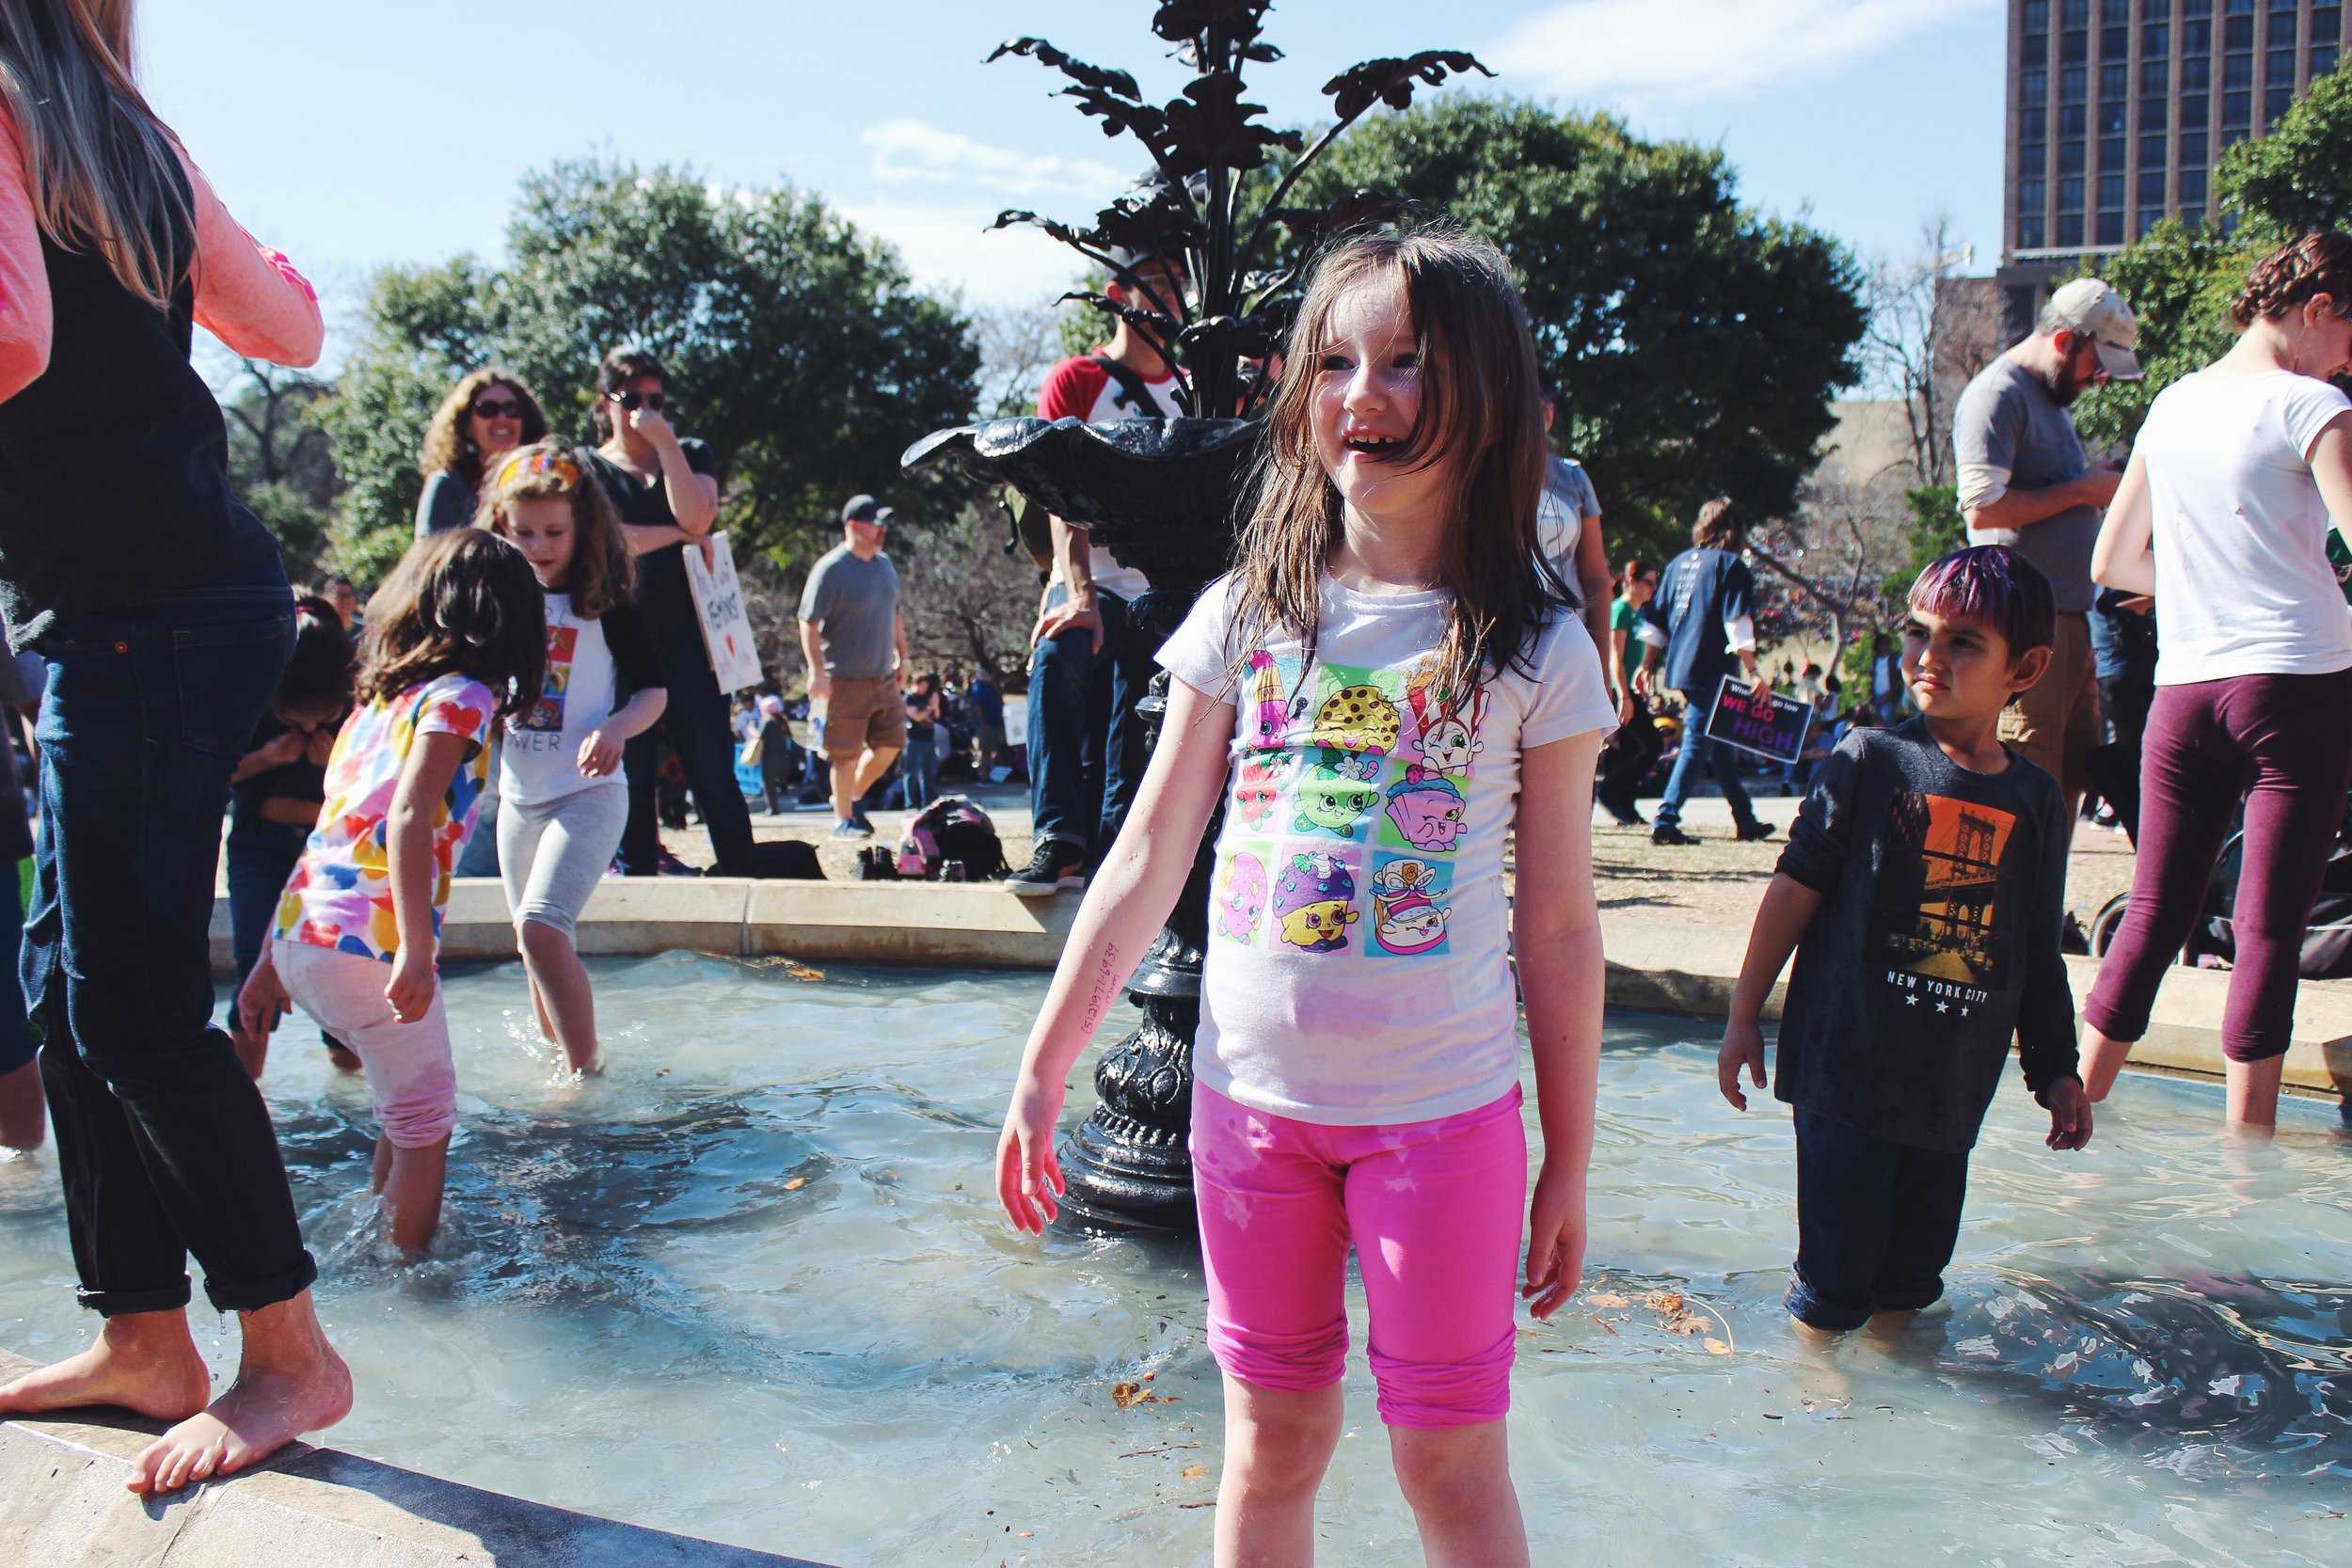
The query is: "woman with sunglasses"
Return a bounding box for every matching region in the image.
[583,345,755,877]
[413,369,548,538]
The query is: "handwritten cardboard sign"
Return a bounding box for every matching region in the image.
[682,532,764,694]
[1703,675,1812,766]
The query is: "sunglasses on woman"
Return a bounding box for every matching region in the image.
[469,397,524,420]
[609,390,667,412]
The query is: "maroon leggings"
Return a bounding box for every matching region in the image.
[2085,668,2352,1062]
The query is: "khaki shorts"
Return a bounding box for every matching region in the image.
[1996,610,2097,812]
[819,674,906,758]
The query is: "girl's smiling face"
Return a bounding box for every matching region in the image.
[1311,274,1457,528]
[504,496,578,590]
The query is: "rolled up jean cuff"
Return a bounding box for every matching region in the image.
[200,1249,319,1315]
[76,1273,195,1319]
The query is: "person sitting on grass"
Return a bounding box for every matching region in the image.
[1717,545,2091,1338]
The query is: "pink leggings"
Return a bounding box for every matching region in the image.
[1189,1082,1525,1430]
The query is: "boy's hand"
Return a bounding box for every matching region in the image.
[1718,1017,1767,1110]
[2044,1075,2093,1150]
[1521,1161,1588,1321]
[385,948,436,1025]
[236,955,291,1041]
[995,1076,1067,1235]
[578,728,624,778]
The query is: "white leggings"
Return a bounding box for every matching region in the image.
[497,784,628,942]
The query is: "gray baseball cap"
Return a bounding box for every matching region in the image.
[2047,278,2143,381]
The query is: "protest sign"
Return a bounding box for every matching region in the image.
[1703,674,1812,765]
[683,532,764,693]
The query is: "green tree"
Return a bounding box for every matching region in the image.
[1283,97,1867,564]
[326,158,981,583]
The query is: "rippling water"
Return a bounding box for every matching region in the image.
[0,954,2346,1565]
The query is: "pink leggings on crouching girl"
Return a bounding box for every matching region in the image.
[1190,1083,1526,1430]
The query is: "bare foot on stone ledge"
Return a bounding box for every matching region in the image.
[0,1311,213,1425]
[128,1293,352,1497]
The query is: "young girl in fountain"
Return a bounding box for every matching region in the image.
[480,441,667,1074]
[995,228,1615,1567]
[241,531,547,1254]
[1718,546,2092,1338]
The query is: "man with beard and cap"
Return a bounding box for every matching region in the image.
[1954,277,2143,833]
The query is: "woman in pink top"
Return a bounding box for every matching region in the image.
[0,1,352,1497]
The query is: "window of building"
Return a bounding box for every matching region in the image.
[2022,140,2047,177]
[2224,15,2253,50]
[2061,137,2089,170]
[2142,21,2169,56]
[2267,86,2295,122]
[2102,60,2129,98]
[2138,168,2168,205]
[2098,212,2124,245]
[2140,131,2168,165]
[2058,214,2086,246]
[2223,89,2252,126]
[2185,19,2212,54]
[2100,100,2128,134]
[2064,65,2089,101]
[2317,8,2344,47]
[2315,44,2340,74]
[2180,206,2203,230]
[2182,56,2210,91]
[2267,11,2297,48]
[2064,28,2090,62]
[2062,103,2089,135]
[2022,176,2048,214]
[2100,171,2125,208]
[2137,0,2162,16]
[2022,215,2048,249]
[2025,0,2051,27]
[2102,134,2128,166]
[2181,129,2208,164]
[2223,53,2253,88]
[2141,58,2169,98]
[2180,168,2208,204]
[2063,0,2090,24]
[2223,124,2252,146]
[2182,92,2209,125]
[2024,106,2049,140]
[2267,46,2297,82]
[2023,65,2049,103]
[2060,174,2087,212]
[2140,95,2169,129]
[2103,0,2129,22]
[2105,24,2130,55]
[2137,209,2164,239]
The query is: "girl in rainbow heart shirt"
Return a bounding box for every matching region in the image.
[994,229,1615,1566]
[240,531,547,1254]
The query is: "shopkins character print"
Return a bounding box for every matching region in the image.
[1273,851,1359,952]
[1217,850,1268,943]
[1385,774,1467,853]
[1402,673,1483,778]
[1234,753,1285,830]
[1247,650,1288,746]
[1295,750,1381,837]
[1371,859,1451,956]
[1307,681,1401,755]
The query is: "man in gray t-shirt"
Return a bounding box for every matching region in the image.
[1953,277,2140,827]
[798,495,909,838]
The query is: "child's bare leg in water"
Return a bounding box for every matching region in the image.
[517,920,603,1073]
[1215,1378,1342,1566]
[371,1132,451,1254]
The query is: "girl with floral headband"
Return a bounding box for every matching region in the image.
[240,530,547,1256]
[479,439,668,1074]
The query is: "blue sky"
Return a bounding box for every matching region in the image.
[144,0,2005,329]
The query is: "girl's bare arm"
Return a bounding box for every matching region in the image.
[2089,448,2155,596]
[384,731,471,1020]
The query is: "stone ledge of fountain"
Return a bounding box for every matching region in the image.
[202,883,2350,1100]
[0,1352,831,1567]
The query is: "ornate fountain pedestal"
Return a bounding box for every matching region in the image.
[1054,670,1216,1233]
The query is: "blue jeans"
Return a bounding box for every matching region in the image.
[1655,689,1759,831]
[1027,585,1153,857]
[903,727,940,811]
[1786,1108,1969,1332]
[24,558,316,1316]
[619,632,755,876]
[223,812,344,1053]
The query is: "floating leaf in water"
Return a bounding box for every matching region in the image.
[1584,1291,1629,1309]
[1704,1338,1731,1355]
[785,1177,808,1191]
[1181,1464,1208,1479]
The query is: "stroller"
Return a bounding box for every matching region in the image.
[2089,794,2352,978]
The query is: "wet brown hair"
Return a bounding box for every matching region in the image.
[1229,226,1565,706]
[419,368,549,489]
[357,529,548,730]
[475,438,633,618]
[2230,230,2352,327]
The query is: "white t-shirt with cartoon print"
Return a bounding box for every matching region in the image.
[1158,574,1616,1126]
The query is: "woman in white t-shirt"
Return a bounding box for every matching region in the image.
[2084,231,2352,1129]
[480,443,668,1074]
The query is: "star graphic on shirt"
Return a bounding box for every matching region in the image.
[1935,1001,1949,1014]
[1904,993,1919,1006]
[1961,1006,1971,1018]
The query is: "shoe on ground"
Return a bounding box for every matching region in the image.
[1735,820,1777,843]
[830,818,873,842]
[1006,839,1088,897]
[1651,822,1697,847]
[657,847,700,875]
[852,809,877,834]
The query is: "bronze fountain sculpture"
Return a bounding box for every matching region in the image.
[904,0,1488,1229]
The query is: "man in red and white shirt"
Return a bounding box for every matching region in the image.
[1005,246,1189,895]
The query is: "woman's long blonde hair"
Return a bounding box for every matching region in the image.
[1231,227,1566,706]
[0,0,194,309]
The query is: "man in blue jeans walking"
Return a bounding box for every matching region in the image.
[1640,497,1773,847]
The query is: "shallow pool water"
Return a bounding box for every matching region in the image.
[1,955,2346,1565]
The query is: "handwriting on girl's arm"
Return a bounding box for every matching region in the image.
[1081,942,1120,1034]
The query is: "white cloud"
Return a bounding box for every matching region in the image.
[859,118,1130,200]
[837,197,1087,307]
[1493,0,1991,104]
